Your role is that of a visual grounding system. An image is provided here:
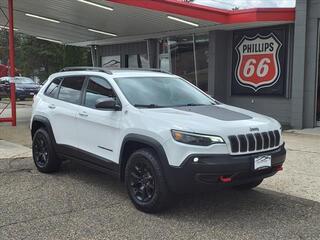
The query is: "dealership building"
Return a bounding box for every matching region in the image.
[1,0,319,129]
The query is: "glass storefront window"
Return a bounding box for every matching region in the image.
[125,54,149,68]
[159,39,171,72]
[169,35,196,85]
[158,34,209,92]
[195,35,209,92]
[317,28,320,126]
[101,53,149,69]
[101,55,120,68]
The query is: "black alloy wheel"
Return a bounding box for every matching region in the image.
[32,128,61,173]
[125,148,170,213]
[33,132,49,168]
[129,160,155,202]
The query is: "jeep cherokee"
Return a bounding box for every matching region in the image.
[31,67,286,213]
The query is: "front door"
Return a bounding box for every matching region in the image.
[76,76,122,163]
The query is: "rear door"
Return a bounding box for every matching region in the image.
[76,75,122,163]
[44,75,85,147]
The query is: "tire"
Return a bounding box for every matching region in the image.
[32,128,61,173]
[125,148,170,213]
[19,97,25,101]
[233,179,263,190]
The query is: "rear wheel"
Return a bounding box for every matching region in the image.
[32,128,61,173]
[125,148,170,213]
[233,179,263,190]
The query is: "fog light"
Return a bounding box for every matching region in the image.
[193,157,199,163]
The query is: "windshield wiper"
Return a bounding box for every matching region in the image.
[175,103,207,107]
[134,104,165,108]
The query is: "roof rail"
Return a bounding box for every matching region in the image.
[59,67,172,75]
[121,68,172,74]
[60,66,113,75]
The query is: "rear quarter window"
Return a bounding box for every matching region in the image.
[45,78,62,98]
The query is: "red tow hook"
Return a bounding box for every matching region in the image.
[276,165,283,172]
[219,176,232,183]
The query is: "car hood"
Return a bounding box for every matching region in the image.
[139,104,280,136]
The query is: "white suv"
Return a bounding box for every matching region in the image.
[31,67,286,213]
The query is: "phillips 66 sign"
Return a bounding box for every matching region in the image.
[232,27,288,95]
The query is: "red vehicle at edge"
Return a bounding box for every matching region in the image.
[0,64,19,78]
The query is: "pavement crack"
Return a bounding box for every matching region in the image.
[0,168,33,174]
[0,202,122,230]
[287,148,320,154]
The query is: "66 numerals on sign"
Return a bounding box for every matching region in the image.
[243,57,271,78]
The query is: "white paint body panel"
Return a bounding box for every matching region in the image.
[76,104,122,162]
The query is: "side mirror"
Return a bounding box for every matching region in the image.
[95,97,121,110]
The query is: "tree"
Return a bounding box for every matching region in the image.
[1,31,91,82]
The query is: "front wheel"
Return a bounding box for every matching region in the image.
[32,128,61,173]
[125,148,170,213]
[233,179,263,190]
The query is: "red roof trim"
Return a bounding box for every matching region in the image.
[108,0,295,24]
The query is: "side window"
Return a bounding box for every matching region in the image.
[45,78,62,98]
[58,76,85,104]
[84,76,116,109]
[1,79,9,84]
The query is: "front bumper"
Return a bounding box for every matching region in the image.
[163,144,286,193]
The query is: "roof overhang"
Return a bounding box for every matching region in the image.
[111,0,295,24]
[0,0,295,47]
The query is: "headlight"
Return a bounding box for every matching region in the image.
[171,130,225,146]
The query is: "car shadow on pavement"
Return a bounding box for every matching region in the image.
[1,158,320,239]
[63,159,320,219]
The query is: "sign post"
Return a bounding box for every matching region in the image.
[8,0,16,126]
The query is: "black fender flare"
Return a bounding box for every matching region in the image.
[119,134,171,182]
[31,115,57,148]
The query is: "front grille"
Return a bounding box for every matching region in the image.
[228,130,281,153]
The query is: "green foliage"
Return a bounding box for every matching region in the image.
[1,32,92,82]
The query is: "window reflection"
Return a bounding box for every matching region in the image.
[85,76,116,109]
[58,76,85,104]
[45,78,62,98]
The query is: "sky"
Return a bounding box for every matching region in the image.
[193,0,296,9]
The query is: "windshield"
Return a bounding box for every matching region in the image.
[14,77,35,84]
[114,76,215,108]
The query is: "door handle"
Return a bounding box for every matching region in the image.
[48,104,56,109]
[79,112,88,117]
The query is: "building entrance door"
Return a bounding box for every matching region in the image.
[317,77,320,126]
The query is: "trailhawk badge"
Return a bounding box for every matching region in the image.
[235,33,282,91]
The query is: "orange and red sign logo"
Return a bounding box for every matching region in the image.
[235,33,282,91]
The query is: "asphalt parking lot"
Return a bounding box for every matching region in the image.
[0,102,320,240]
